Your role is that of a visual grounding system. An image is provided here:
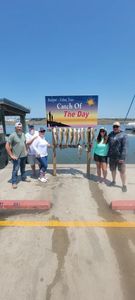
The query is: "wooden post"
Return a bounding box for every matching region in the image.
[1,109,6,135]
[52,130,56,176]
[20,114,26,133]
[86,127,95,176]
[53,145,56,176]
[86,128,91,176]
[86,145,91,176]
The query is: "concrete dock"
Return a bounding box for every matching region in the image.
[0,163,135,300]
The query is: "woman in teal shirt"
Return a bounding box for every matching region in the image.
[92,127,109,182]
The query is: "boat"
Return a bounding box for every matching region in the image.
[124,95,135,133]
[125,122,135,132]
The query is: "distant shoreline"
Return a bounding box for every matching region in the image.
[5,118,134,125]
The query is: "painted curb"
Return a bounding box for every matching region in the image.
[0,200,51,210]
[112,200,135,210]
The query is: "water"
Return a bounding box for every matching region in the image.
[5,124,135,164]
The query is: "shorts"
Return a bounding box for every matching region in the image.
[27,155,39,166]
[109,158,126,173]
[94,153,108,163]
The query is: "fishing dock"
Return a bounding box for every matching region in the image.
[0,163,135,300]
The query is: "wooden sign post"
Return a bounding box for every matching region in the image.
[86,145,91,176]
[52,145,56,176]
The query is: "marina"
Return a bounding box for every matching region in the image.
[3,123,135,165]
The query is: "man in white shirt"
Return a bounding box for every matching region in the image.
[25,125,39,177]
[32,127,51,182]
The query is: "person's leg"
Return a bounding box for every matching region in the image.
[37,157,43,177]
[118,162,127,191]
[12,159,20,187]
[120,171,126,185]
[35,158,41,177]
[101,162,107,179]
[28,155,36,176]
[20,157,27,180]
[40,156,48,179]
[42,156,48,175]
[96,161,101,177]
[37,157,47,182]
[31,164,36,176]
[109,159,117,185]
[111,170,116,182]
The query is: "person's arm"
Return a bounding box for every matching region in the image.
[26,136,38,146]
[5,141,17,160]
[47,142,52,148]
[32,138,40,156]
[91,139,97,157]
[106,143,109,155]
[119,134,127,161]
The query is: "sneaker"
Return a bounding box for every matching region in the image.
[22,177,31,182]
[38,177,47,183]
[109,181,116,186]
[102,179,108,185]
[97,179,103,184]
[122,185,127,192]
[12,183,17,189]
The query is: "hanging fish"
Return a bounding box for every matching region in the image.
[69,127,74,144]
[59,128,63,148]
[81,128,85,144]
[90,127,95,142]
[78,128,81,143]
[74,128,78,145]
[64,128,69,145]
[52,128,58,146]
[86,128,91,144]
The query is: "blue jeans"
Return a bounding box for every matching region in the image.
[37,156,48,176]
[12,157,27,184]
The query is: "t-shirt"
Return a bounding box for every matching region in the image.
[25,131,39,155]
[92,138,109,156]
[32,136,49,157]
[8,132,27,158]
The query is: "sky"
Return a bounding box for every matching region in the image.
[0,0,135,118]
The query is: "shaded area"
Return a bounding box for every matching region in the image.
[46,216,69,300]
[0,210,49,224]
[89,178,135,300]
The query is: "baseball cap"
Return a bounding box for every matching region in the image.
[39,127,46,132]
[113,121,120,126]
[15,122,22,127]
[28,124,34,129]
[100,126,106,130]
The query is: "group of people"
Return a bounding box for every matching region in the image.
[5,122,50,188]
[92,121,127,192]
[5,121,127,192]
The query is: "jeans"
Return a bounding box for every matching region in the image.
[12,157,27,184]
[37,156,48,176]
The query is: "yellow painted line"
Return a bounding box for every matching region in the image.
[0,220,135,228]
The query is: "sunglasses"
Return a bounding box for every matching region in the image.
[40,130,45,133]
[100,130,105,133]
[113,125,119,128]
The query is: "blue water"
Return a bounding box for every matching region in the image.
[5,124,135,164]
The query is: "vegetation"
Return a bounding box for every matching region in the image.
[5,118,134,125]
